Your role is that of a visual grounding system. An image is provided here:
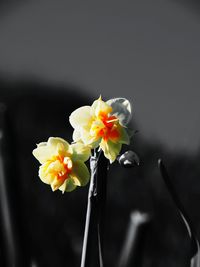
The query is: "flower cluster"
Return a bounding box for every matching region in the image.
[33,97,132,192]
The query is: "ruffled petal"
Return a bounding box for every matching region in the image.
[70,161,90,186]
[39,162,55,184]
[92,96,112,117]
[48,137,71,155]
[33,143,55,164]
[69,106,93,129]
[59,178,77,193]
[72,128,81,142]
[80,128,100,147]
[33,137,70,164]
[100,139,122,163]
[107,98,132,126]
[119,127,130,145]
[71,142,91,162]
[50,178,65,192]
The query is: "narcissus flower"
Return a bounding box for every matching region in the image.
[32,137,91,193]
[69,97,132,163]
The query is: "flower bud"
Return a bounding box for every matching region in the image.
[118,150,140,168]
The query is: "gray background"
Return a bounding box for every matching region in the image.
[0,0,200,153]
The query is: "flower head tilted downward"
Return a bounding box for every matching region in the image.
[32,137,91,193]
[69,96,132,163]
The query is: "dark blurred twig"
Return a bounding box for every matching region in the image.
[0,103,32,266]
[0,104,21,266]
[158,159,200,267]
[0,103,18,266]
[118,211,150,267]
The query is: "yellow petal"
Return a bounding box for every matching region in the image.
[50,178,65,191]
[90,120,104,137]
[33,143,55,164]
[71,142,91,162]
[72,129,81,142]
[32,137,70,164]
[69,106,93,129]
[38,159,66,187]
[59,178,77,193]
[119,127,130,145]
[49,137,72,157]
[80,128,100,147]
[70,161,90,186]
[100,139,122,163]
[39,163,54,184]
[91,97,112,117]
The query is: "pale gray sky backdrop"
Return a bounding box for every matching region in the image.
[0,0,200,153]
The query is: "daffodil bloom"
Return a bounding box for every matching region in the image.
[32,137,91,193]
[69,97,132,163]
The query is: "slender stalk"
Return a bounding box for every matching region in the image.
[96,151,109,267]
[158,159,200,267]
[80,151,108,267]
[80,154,98,267]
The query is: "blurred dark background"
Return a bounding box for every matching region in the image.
[0,1,200,266]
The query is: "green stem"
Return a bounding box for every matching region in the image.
[80,151,108,267]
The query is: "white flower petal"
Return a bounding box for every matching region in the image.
[107,98,132,126]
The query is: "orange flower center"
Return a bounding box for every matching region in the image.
[97,112,120,141]
[53,156,73,182]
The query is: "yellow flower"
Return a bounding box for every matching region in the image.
[69,97,131,163]
[32,137,91,193]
